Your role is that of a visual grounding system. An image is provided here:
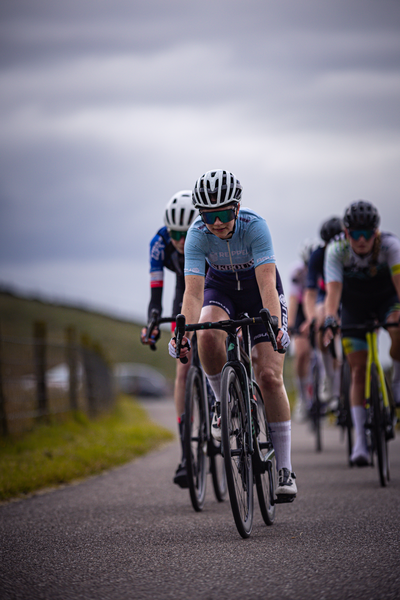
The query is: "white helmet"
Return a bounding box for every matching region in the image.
[192,169,242,209]
[299,238,320,265]
[164,190,199,232]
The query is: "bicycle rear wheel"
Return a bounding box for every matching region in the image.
[221,365,253,538]
[312,358,322,452]
[339,358,353,465]
[370,364,388,487]
[206,380,227,502]
[253,385,276,526]
[184,367,208,511]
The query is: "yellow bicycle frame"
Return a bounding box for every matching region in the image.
[364,330,390,411]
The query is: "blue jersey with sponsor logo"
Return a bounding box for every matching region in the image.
[184,208,276,291]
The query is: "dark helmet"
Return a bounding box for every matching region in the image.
[319,217,344,243]
[343,200,380,230]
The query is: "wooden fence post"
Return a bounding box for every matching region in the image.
[34,321,47,418]
[65,326,78,411]
[0,321,8,436]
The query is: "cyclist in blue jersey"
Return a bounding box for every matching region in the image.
[141,190,198,487]
[169,169,297,500]
[323,200,400,466]
[302,217,344,410]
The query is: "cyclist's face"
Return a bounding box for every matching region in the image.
[201,203,239,239]
[346,228,376,255]
[170,237,185,254]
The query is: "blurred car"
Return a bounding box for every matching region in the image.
[113,363,170,398]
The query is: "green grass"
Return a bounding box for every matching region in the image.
[0,394,174,502]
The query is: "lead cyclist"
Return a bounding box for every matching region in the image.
[169,169,297,500]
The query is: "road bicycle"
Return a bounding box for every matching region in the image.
[340,320,397,487]
[145,309,227,512]
[175,308,287,539]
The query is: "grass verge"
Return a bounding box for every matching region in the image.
[0,395,174,503]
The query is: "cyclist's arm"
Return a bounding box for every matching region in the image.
[287,294,299,331]
[169,274,204,358]
[322,281,342,346]
[303,288,318,322]
[255,263,282,325]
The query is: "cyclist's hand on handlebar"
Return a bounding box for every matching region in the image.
[277,328,290,351]
[322,315,338,347]
[168,336,191,359]
[140,326,160,345]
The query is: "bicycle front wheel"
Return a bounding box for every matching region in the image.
[370,364,388,487]
[253,385,276,526]
[184,367,208,511]
[339,358,353,465]
[221,366,253,538]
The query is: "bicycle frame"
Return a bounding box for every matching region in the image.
[364,329,390,412]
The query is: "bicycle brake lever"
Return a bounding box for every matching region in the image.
[175,314,188,364]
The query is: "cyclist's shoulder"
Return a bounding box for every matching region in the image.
[150,226,170,246]
[289,260,307,282]
[326,232,348,256]
[380,231,400,249]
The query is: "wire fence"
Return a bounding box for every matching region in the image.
[0,321,114,436]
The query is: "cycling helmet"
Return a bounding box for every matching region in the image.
[164,190,199,232]
[299,238,320,265]
[343,200,380,230]
[192,169,242,209]
[319,217,344,243]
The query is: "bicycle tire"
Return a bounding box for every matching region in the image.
[340,358,353,464]
[184,366,208,511]
[253,385,276,526]
[370,364,388,487]
[312,358,322,452]
[221,365,253,538]
[205,379,227,502]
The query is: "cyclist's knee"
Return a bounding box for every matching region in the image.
[256,365,283,394]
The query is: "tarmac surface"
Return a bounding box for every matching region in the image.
[1,397,400,600]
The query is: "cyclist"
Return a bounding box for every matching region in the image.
[141,190,198,487]
[323,200,400,466]
[302,217,345,411]
[169,169,297,499]
[288,239,319,422]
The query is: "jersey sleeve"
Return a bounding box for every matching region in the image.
[248,217,276,267]
[324,239,345,284]
[149,232,166,288]
[385,233,400,276]
[184,226,207,276]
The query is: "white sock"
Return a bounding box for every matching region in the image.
[268,421,292,471]
[297,376,312,406]
[321,350,335,381]
[351,405,367,455]
[207,373,221,403]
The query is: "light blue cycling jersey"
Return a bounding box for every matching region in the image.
[184,207,276,290]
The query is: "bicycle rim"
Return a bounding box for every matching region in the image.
[221,366,253,538]
[253,386,276,526]
[370,364,388,487]
[184,367,208,511]
[209,440,227,502]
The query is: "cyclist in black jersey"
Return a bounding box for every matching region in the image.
[323,200,400,466]
[141,191,198,487]
[302,217,344,410]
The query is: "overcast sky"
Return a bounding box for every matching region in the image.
[1,0,399,325]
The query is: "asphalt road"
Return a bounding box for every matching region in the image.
[1,397,400,600]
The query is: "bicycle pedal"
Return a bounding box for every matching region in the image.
[274,495,296,504]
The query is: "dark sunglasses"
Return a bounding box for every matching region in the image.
[200,207,236,225]
[349,229,375,241]
[169,230,187,241]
